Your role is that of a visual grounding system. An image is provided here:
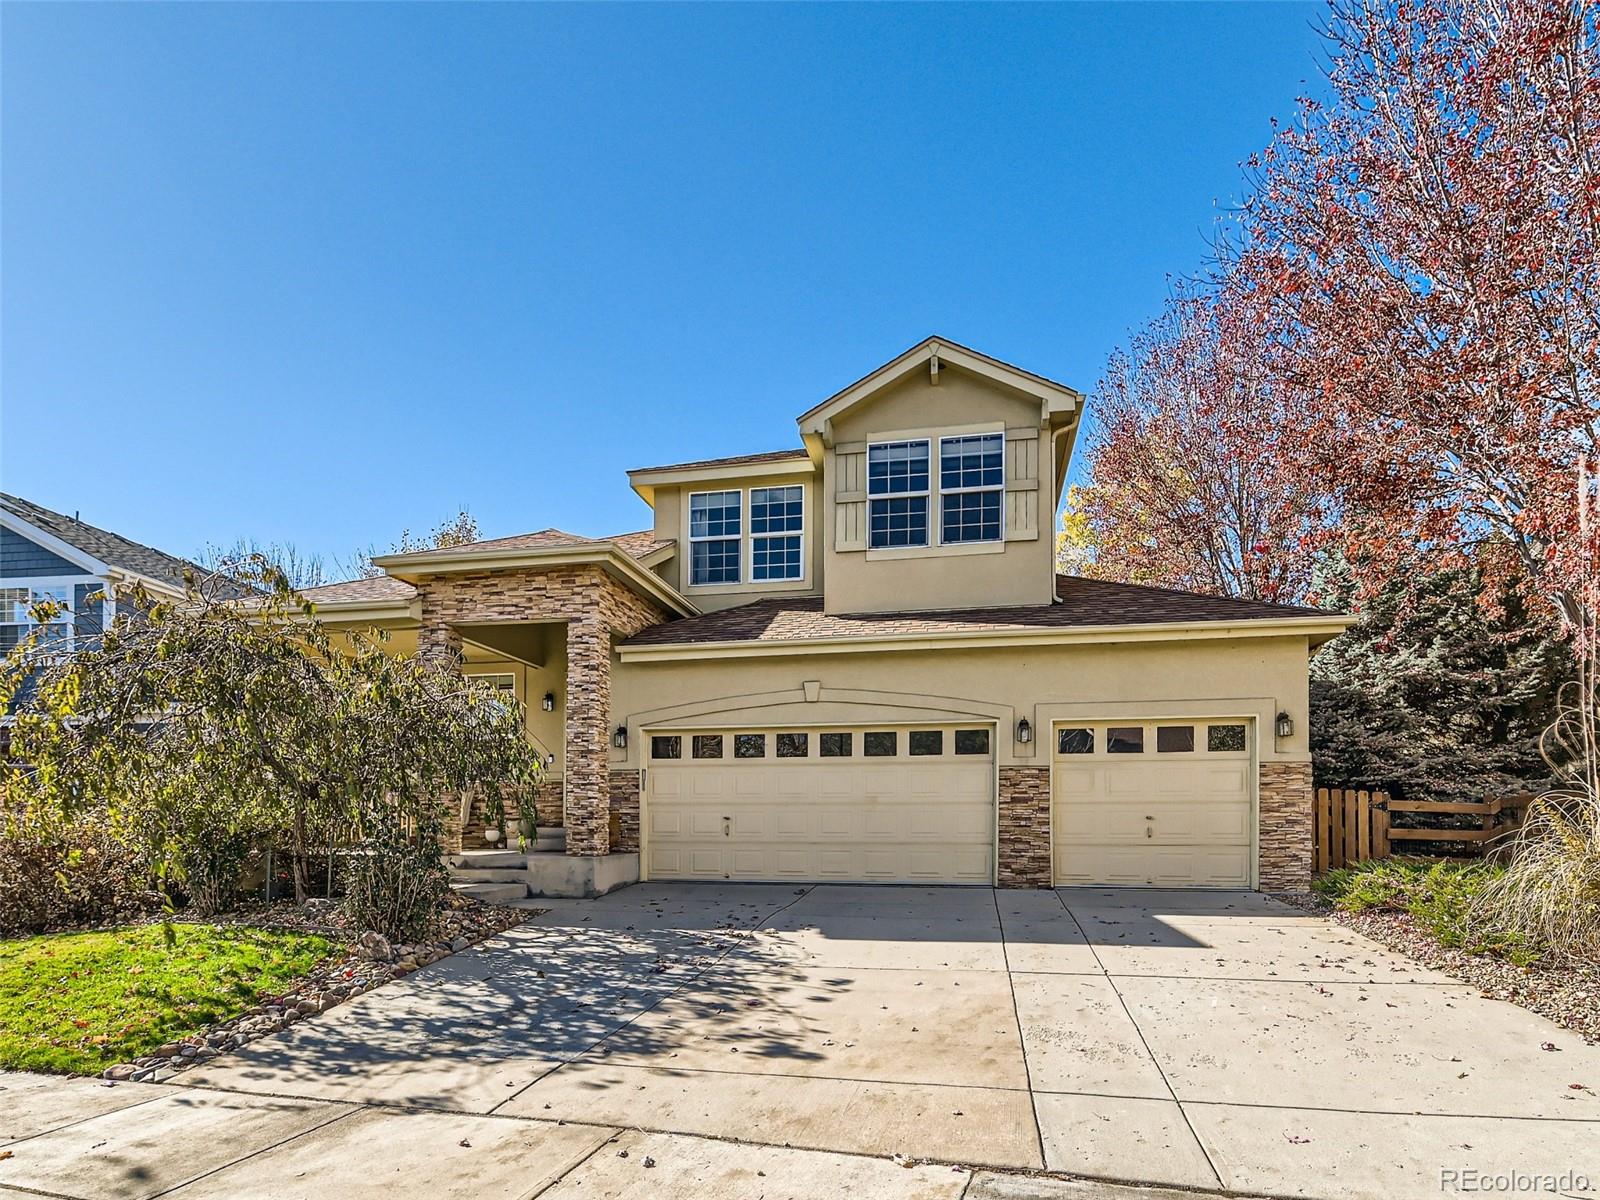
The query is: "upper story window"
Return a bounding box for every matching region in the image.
[867,440,930,549]
[750,486,803,581]
[867,434,1004,549]
[939,434,1004,544]
[0,583,76,655]
[689,490,742,585]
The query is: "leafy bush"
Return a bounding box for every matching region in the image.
[342,826,450,942]
[0,817,156,937]
[1315,857,1540,964]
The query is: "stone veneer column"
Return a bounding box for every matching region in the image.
[997,766,1052,888]
[609,770,641,853]
[1258,761,1314,891]
[417,584,466,854]
[564,613,612,856]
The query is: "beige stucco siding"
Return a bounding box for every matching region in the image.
[609,634,1314,772]
[823,367,1059,614]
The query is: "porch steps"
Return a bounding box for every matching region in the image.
[447,830,572,904]
[449,849,525,870]
[450,881,530,905]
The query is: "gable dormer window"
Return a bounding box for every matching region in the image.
[867,440,930,549]
[689,490,742,584]
[939,433,1005,543]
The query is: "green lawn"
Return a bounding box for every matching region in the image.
[0,924,337,1074]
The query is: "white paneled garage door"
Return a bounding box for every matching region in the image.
[1052,719,1254,887]
[644,725,995,884]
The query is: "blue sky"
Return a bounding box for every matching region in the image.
[2,2,1324,572]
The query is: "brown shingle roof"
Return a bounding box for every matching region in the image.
[297,575,417,605]
[382,527,674,562]
[629,448,809,475]
[626,576,1335,647]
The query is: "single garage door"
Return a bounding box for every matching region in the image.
[644,725,995,884]
[1052,719,1253,887]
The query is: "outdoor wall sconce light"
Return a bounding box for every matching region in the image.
[542,692,556,712]
[1276,711,1294,738]
[612,725,628,750]
[1016,717,1033,744]
[544,753,556,768]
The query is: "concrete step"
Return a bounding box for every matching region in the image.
[451,881,529,904]
[449,850,526,870]
[450,867,529,884]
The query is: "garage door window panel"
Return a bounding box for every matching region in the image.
[1208,724,1247,752]
[864,731,898,757]
[1107,727,1144,754]
[909,730,943,756]
[776,732,809,758]
[1057,727,1094,755]
[734,733,766,758]
[820,732,853,757]
[1156,726,1195,753]
[651,736,682,760]
[692,734,723,759]
[954,728,990,755]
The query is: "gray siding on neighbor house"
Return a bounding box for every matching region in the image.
[73,583,110,639]
[1,526,84,577]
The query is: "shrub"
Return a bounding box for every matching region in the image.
[342,826,450,942]
[1473,669,1600,963]
[1315,857,1541,965]
[0,817,156,937]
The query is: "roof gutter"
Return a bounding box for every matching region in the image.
[618,614,1355,663]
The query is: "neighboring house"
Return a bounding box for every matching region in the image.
[0,493,234,656]
[299,337,1351,896]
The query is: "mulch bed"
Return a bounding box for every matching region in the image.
[1279,892,1599,1045]
[101,895,541,1082]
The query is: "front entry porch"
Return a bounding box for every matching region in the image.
[409,561,673,897]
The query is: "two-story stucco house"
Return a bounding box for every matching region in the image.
[299,338,1349,898]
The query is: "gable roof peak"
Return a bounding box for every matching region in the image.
[796,335,1082,439]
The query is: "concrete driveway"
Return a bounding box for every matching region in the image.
[4,885,1597,1199]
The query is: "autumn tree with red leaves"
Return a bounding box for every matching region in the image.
[1226,0,1599,624]
[1066,287,1333,603]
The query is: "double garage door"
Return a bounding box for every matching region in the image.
[644,725,995,884]
[642,717,1256,888]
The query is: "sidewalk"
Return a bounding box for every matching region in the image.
[0,1071,1243,1200]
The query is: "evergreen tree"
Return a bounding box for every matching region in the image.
[1312,564,1571,801]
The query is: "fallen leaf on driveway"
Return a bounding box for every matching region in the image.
[1284,1134,1311,1144]
[1541,1042,1559,1051]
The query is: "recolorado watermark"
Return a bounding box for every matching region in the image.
[1441,1167,1595,1194]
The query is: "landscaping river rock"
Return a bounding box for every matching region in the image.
[100,897,537,1083]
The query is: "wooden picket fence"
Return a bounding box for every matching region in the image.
[1313,787,1535,873]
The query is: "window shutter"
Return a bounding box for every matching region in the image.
[834,444,867,551]
[1004,429,1040,541]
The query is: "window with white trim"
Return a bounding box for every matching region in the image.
[749,485,803,581]
[689,490,742,585]
[0,584,75,654]
[867,440,930,548]
[939,433,1004,543]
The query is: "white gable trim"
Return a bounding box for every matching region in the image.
[796,336,1083,438]
[0,510,110,578]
